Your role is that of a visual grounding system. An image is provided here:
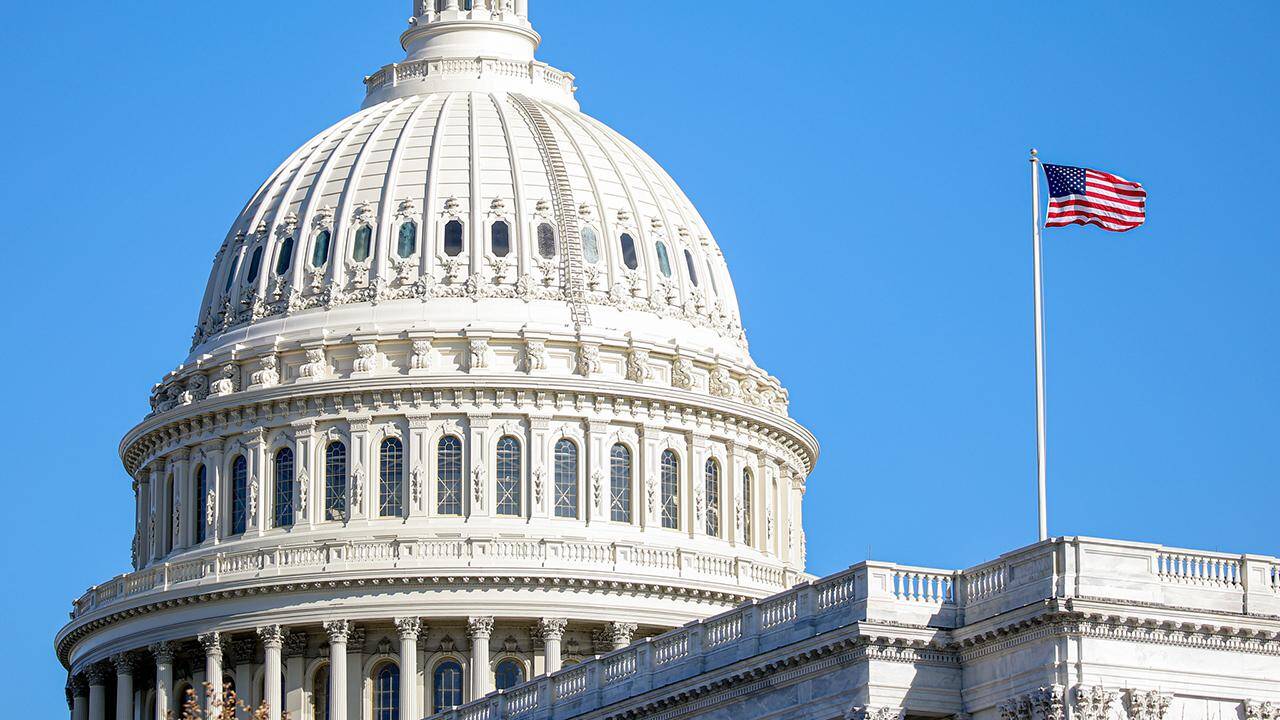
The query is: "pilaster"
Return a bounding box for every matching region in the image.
[407,415,433,518]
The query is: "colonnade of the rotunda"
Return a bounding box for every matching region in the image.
[66,616,639,720]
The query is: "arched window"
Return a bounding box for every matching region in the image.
[312,664,331,720]
[397,221,417,258]
[352,225,372,263]
[491,220,511,257]
[432,660,463,713]
[610,444,632,523]
[324,441,347,521]
[742,469,753,546]
[495,659,525,691]
[661,450,679,530]
[553,439,578,519]
[655,241,673,277]
[706,259,719,295]
[495,436,522,516]
[444,220,464,256]
[231,456,248,536]
[224,255,240,292]
[373,663,400,720]
[194,465,207,544]
[379,438,404,518]
[312,229,332,267]
[704,458,720,537]
[581,226,600,264]
[619,233,638,270]
[275,236,294,276]
[273,447,295,528]
[164,474,175,551]
[437,436,463,515]
[537,223,556,258]
[246,246,264,283]
[684,249,699,286]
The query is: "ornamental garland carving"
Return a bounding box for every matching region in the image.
[472,465,486,510]
[410,466,424,506]
[247,476,259,518]
[532,466,545,508]
[350,465,365,513]
[297,469,309,514]
[591,470,605,512]
[205,488,217,530]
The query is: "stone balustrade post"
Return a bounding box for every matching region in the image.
[150,641,176,720]
[1242,554,1280,616]
[396,618,423,720]
[112,654,137,720]
[324,621,351,720]
[258,625,284,720]
[468,616,494,699]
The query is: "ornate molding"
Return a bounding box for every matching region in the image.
[467,616,495,639]
[846,707,905,720]
[1125,690,1172,720]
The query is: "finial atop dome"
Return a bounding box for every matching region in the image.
[364,0,575,109]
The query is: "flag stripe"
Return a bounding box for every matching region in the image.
[1043,163,1146,232]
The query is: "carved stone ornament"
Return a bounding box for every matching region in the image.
[198,632,223,657]
[283,631,308,659]
[251,354,280,388]
[257,624,285,649]
[297,469,309,514]
[472,465,486,509]
[299,348,329,381]
[469,338,491,371]
[671,355,695,389]
[604,622,637,646]
[626,347,651,383]
[350,465,365,513]
[353,343,381,374]
[410,340,433,371]
[709,364,738,399]
[1246,702,1278,720]
[210,363,239,396]
[205,489,217,533]
[410,466,424,506]
[1125,691,1172,720]
[532,466,545,507]
[846,708,906,720]
[577,342,601,376]
[247,476,260,518]
[1073,686,1118,720]
[395,617,423,638]
[1000,687,1065,720]
[467,616,495,639]
[525,339,547,372]
[535,617,567,641]
[591,470,605,511]
[324,620,351,644]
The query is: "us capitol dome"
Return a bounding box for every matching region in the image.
[56,2,818,719]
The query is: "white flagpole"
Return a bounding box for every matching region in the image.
[1030,148,1049,542]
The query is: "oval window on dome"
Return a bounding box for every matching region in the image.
[224,256,240,292]
[275,237,294,276]
[581,226,600,264]
[246,246,264,284]
[706,259,719,295]
[311,229,332,268]
[491,221,511,257]
[620,233,638,270]
[684,249,699,286]
[352,225,372,263]
[537,223,556,259]
[655,241,672,277]
[444,220,464,257]
[397,221,417,258]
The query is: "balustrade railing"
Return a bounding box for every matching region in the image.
[892,567,956,604]
[1157,550,1242,587]
[363,58,575,97]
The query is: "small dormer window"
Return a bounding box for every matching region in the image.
[537,223,556,258]
[444,220,464,256]
[684,249,699,286]
[655,241,673,277]
[224,256,240,292]
[491,221,511,257]
[581,226,600,264]
[707,259,719,295]
[275,237,294,276]
[311,229,332,268]
[620,233,638,270]
[398,221,418,258]
[246,246,264,283]
[352,225,372,262]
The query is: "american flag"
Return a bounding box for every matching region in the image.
[1043,163,1147,232]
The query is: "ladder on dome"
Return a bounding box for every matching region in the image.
[510,93,591,332]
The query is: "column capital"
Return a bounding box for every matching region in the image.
[257,624,285,649]
[111,652,142,675]
[466,616,495,639]
[198,631,224,658]
[69,673,89,696]
[324,620,351,644]
[534,618,567,641]
[846,707,906,720]
[85,663,113,686]
[395,617,423,639]
[149,641,178,664]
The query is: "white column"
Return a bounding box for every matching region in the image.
[346,627,366,720]
[396,618,422,720]
[248,429,268,535]
[605,622,637,652]
[150,642,176,720]
[69,676,88,720]
[290,421,316,530]
[86,665,109,720]
[199,632,224,715]
[112,654,136,720]
[285,632,306,720]
[467,415,492,520]
[408,415,433,518]
[467,617,494,699]
[148,466,164,562]
[349,417,373,523]
[537,619,566,674]
[258,625,284,720]
[324,621,350,720]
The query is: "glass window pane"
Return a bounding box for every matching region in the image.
[495,660,525,691]
[742,470,753,546]
[581,226,600,264]
[353,225,372,263]
[491,221,511,257]
[537,223,556,258]
[661,450,679,529]
[437,436,463,515]
[194,466,207,544]
[246,246,264,283]
[684,249,699,286]
[610,444,632,523]
[275,237,294,276]
[373,664,400,720]
[496,436,522,516]
[231,456,248,536]
[398,221,417,258]
[704,459,720,537]
[325,442,347,521]
[620,233,638,270]
[554,440,578,519]
[274,447,295,528]
[433,661,463,713]
[312,230,332,268]
[224,256,240,292]
[655,241,672,277]
[380,438,404,518]
[444,220,464,257]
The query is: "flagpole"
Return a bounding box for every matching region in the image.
[1030,148,1049,542]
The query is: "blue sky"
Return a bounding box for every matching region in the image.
[2,1,1277,712]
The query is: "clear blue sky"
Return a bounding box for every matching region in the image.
[2,1,1277,712]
